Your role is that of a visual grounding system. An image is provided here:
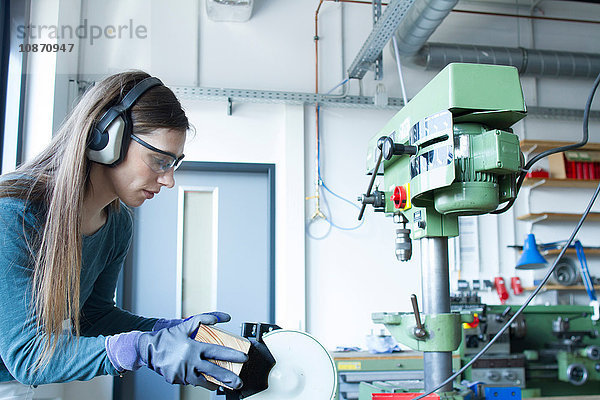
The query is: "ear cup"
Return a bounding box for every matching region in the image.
[88,126,109,151]
[86,115,127,165]
[87,76,163,166]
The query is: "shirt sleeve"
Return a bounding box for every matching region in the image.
[0,198,119,385]
[80,205,157,337]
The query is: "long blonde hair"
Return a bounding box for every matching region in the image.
[0,71,189,369]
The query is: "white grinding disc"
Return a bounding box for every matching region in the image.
[246,330,337,400]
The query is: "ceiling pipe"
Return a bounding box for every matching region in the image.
[451,9,600,25]
[392,0,459,56]
[388,0,600,79]
[412,43,600,78]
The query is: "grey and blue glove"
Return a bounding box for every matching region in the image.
[106,314,247,389]
[152,311,231,332]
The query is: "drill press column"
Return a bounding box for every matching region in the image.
[420,237,453,393]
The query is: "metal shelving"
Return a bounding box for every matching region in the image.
[171,86,600,118]
[347,0,416,79]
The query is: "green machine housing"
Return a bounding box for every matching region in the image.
[365,63,526,240]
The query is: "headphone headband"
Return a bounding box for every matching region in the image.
[95,76,163,134]
[120,76,163,110]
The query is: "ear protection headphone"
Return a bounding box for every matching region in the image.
[87,76,164,166]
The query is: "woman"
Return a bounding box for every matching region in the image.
[0,71,247,398]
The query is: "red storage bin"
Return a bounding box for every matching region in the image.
[576,162,583,179]
[566,160,576,179]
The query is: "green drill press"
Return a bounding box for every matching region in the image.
[358,63,527,395]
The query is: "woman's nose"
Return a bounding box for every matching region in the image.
[157,168,175,188]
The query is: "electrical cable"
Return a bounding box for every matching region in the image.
[306,180,364,239]
[410,69,600,400]
[324,78,350,98]
[493,70,600,215]
[321,181,365,230]
[391,34,408,105]
[316,105,365,231]
[306,105,365,240]
[306,215,333,240]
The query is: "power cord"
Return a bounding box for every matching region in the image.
[493,71,600,215]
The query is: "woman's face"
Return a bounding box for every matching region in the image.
[106,128,186,207]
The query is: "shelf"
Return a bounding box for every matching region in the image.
[517,212,600,222]
[520,140,600,153]
[510,246,600,256]
[522,285,587,291]
[542,248,600,256]
[522,177,600,188]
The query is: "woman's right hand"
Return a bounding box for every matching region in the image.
[106,314,248,389]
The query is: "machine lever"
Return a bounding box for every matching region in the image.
[410,294,427,339]
[358,137,386,220]
[381,136,417,160]
[496,306,512,322]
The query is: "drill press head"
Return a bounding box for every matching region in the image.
[361,63,527,243]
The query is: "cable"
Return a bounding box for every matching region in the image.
[493,70,600,215]
[391,34,408,105]
[306,216,333,240]
[321,181,365,230]
[324,77,350,98]
[316,105,365,231]
[306,181,365,239]
[410,70,600,400]
[411,179,600,400]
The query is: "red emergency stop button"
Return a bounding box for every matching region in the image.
[391,186,407,209]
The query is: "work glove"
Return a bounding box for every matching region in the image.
[152,311,231,332]
[105,314,248,389]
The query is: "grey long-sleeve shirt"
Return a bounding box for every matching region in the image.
[0,196,157,385]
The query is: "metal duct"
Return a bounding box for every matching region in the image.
[414,43,600,78]
[393,0,460,56]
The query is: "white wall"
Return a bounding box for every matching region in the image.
[18,0,600,397]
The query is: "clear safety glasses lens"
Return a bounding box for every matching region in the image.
[131,134,185,174]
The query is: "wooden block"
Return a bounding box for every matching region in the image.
[193,325,251,389]
[548,153,566,179]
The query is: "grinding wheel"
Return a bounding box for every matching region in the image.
[245,330,337,399]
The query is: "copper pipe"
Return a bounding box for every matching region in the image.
[313,1,324,219]
[452,9,600,25]
[315,0,324,94]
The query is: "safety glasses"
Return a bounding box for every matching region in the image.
[131,134,185,174]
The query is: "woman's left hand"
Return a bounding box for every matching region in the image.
[152,311,231,332]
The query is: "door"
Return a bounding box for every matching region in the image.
[116,162,275,400]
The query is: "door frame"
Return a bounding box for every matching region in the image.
[115,161,276,400]
[175,161,276,322]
